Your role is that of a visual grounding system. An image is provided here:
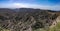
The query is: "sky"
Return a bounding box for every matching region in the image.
[0,0,60,10]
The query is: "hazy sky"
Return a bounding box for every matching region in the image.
[0,0,60,10]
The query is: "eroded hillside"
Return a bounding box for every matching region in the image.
[0,8,60,31]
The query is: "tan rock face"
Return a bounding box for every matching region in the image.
[49,16,60,29]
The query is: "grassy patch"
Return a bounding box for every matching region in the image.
[49,22,60,31]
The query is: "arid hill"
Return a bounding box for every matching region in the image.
[0,8,60,31]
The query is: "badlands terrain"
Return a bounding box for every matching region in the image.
[0,8,60,31]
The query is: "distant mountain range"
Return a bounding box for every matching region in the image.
[0,8,60,12]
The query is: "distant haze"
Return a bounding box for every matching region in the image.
[0,0,60,11]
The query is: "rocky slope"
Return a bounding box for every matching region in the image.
[0,8,60,31]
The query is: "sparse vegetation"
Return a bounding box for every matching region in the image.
[49,22,60,31]
[0,8,60,31]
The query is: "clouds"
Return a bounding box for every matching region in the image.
[0,0,60,10]
[0,3,30,8]
[0,2,60,10]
